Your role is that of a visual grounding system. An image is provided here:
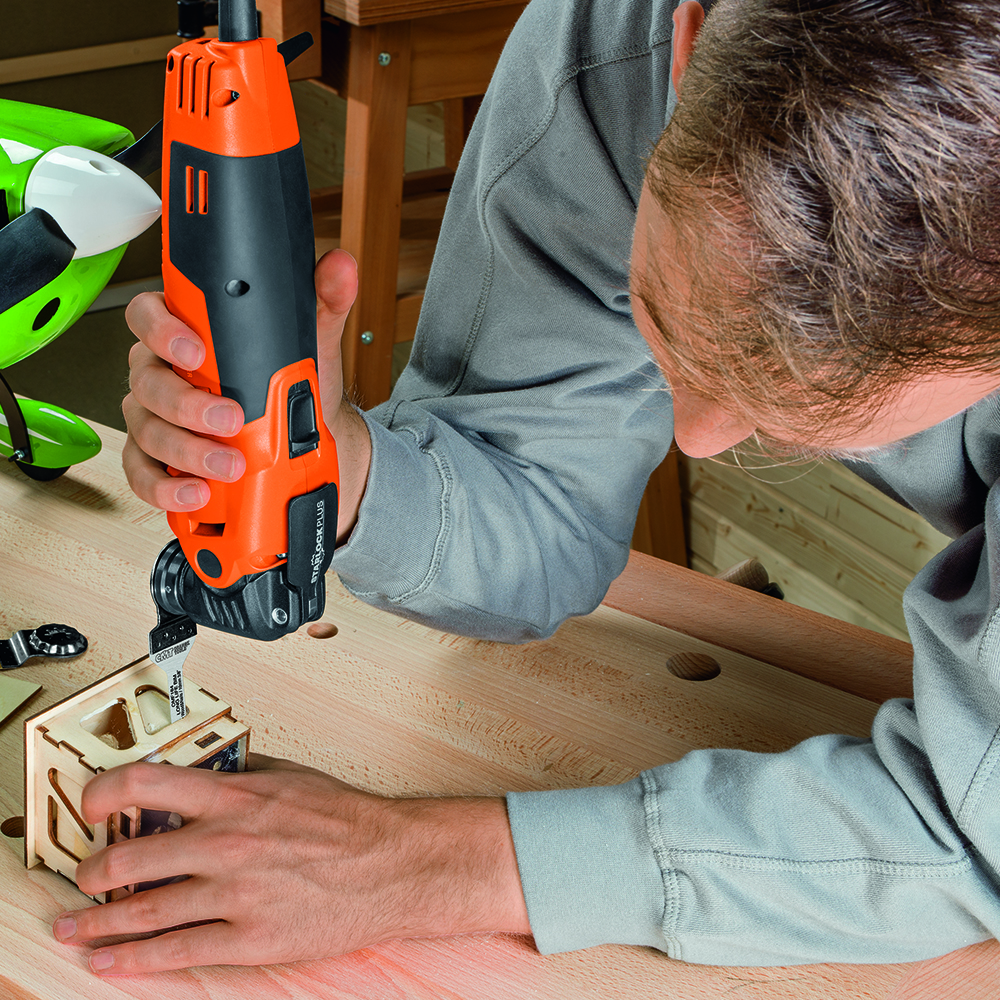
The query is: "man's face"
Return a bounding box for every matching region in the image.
[629,179,1000,459]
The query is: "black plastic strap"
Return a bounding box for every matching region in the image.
[114,120,163,178]
[0,369,31,464]
[277,31,314,67]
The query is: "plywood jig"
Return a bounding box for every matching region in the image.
[24,659,249,902]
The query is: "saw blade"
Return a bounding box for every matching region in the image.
[148,613,195,723]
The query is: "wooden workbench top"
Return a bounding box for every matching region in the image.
[0,421,988,998]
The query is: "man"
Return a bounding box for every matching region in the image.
[52,0,1000,975]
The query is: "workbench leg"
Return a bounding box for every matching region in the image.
[443,95,484,172]
[340,22,412,408]
[632,449,688,566]
[256,0,322,79]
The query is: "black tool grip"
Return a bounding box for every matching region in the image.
[167,141,317,422]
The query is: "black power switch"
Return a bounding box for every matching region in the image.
[287,380,320,458]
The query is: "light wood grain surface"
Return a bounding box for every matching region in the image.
[0,420,981,998]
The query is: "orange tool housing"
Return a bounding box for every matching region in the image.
[161,33,338,591]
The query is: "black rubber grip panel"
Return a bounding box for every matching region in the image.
[168,140,316,423]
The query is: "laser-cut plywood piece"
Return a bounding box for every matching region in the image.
[23,658,249,903]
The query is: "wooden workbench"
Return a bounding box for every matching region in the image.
[0,421,991,998]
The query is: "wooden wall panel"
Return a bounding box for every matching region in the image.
[680,455,950,640]
[293,79,446,189]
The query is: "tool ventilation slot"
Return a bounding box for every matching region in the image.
[192,521,224,536]
[175,52,214,118]
[185,166,210,215]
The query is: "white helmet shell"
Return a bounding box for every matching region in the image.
[24,144,162,258]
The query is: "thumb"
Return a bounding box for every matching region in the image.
[314,249,358,414]
[316,248,359,343]
[245,752,358,791]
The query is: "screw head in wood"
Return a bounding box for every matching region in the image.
[378,52,391,66]
[360,330,374,344]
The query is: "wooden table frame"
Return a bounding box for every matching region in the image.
[320,1,524,408]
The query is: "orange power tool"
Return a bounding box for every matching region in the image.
[149,0,338,680]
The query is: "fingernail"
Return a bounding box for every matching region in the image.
[54,916,76,940]
[90,951,114,972]
[175,483,206,506]
[205,451,237,479]
[206,404,239,434]
[170,337,202,370]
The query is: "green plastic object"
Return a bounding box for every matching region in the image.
[0,247,127,369]
[0,99,145,478]
[0,99,135,368]
[0,398,101,469]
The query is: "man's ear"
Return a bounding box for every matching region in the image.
[672,1,706,95]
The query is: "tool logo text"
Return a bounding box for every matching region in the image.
[153,639,193,664]
[310,498,325,585]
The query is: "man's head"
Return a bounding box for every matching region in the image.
[631,0,1000,458]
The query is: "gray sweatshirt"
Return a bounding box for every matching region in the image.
[331,0,1000,964]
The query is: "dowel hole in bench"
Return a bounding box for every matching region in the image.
[666,652,721,681]
[307,622,338,639]
[1,816,25,838]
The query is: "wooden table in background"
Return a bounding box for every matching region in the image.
[318,0,525,408]
[0,421,992,999]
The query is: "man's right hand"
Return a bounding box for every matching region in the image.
[122,249,371,541]
[56,755,532,974]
